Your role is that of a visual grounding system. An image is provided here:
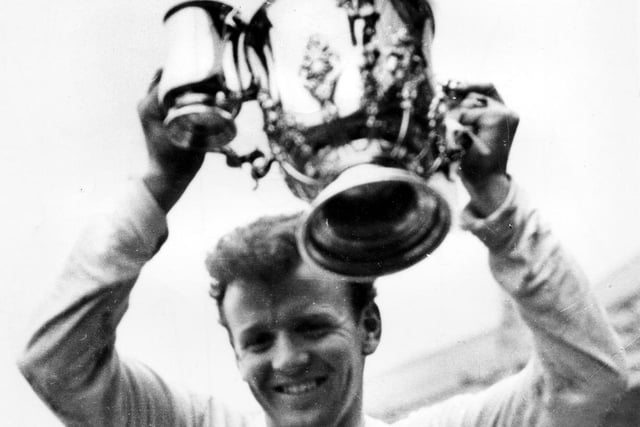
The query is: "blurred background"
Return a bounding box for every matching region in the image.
[1,0,639,424]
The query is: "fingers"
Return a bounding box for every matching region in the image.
[452,92,517,128]
[459,128,491,155]
[447,80,503,102]
[458,92,490,109]
[456,103,489,126]
[138,70,165,121]
[449,93,493,127]
[148,69,163,93]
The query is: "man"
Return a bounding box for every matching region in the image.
[18,11,628,427]
[17,76,628,426]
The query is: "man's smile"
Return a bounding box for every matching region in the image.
[273,377,328,395]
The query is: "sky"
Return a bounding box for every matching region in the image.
[1,0,639,425]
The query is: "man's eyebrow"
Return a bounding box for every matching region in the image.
[289,310,341,325]
[236,304,341,329]
[236,322,269,338]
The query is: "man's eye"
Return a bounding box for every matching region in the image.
[298,322,331,339]
[242,333,273,352]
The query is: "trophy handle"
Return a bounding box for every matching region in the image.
[159,2,259,151]
[216,146,275,183]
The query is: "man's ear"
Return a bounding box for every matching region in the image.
[360,302,382,356]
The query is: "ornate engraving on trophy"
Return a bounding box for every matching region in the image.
[300,35,341,121]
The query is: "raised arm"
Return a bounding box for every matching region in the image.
[461,181,628,426]
[399,83,628,426]
[17,79,243,426]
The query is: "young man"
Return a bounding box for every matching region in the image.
[17,0,629,421]
[17,75,628,426]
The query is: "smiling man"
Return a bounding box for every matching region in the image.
[221,261,377,427]
[207,217,382,427]
[17,79,629,426]
[17,0,628,426]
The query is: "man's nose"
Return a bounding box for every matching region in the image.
[271,334,310,373]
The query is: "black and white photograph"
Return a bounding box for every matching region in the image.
[2,0,639,425]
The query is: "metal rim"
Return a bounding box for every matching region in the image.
[297,164,451,282]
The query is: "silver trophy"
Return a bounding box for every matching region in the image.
[159,0,469,281]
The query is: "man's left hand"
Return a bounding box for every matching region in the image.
[447,82,519,217]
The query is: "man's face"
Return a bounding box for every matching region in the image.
[223,262,379,427]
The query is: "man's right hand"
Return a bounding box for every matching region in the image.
[138,72,205,212]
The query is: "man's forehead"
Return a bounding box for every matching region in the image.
[222,265,352,323]
[223,287,352,340]
[227,269,349,304]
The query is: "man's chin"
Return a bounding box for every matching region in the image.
[268,408,333,427]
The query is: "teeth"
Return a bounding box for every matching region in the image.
[278,379,320,395]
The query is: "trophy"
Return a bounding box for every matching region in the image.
[159,0,470,281]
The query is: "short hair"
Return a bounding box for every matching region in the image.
[205,212,377,327]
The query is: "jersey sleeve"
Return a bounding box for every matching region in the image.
[394,181,628,427]
[17,180,250,427]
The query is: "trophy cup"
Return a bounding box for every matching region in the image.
[159,0,469,281]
